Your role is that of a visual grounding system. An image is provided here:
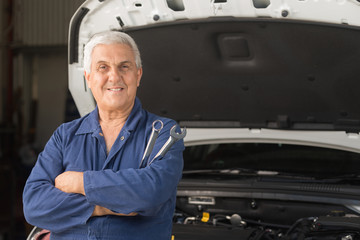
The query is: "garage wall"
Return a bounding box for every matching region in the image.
[12,0,85,148]
[0,0,11,124]
[13,0,85,45]
[35,52,69,147]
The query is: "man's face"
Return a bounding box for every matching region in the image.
[84,43,142,113]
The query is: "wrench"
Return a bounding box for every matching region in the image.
[148,124,186,165]
[139,120,163,168]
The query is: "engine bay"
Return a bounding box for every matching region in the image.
[172,196,360,240]
[173,143,360,239]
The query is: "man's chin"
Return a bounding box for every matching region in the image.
[99,100,135,113]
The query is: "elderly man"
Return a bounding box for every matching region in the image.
[23,31,184,240]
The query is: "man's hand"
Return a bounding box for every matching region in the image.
[55,171,137,217]
[55,171,85,195]
[92,205,138,217]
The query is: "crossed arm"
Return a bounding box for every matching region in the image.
[55,171,137,217]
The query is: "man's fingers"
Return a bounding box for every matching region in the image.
[55,171,84,195]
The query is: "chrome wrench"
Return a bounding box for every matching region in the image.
[148,124,186,165]
[139,120,163,168]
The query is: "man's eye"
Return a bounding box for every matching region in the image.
[98,65,108,71]
[119,65,130,72]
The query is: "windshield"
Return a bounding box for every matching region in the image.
[183,143,360,179]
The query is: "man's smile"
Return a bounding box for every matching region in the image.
[107,87,124,92]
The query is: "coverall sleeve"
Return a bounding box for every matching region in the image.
[22,125,95,233]
[83,124,184,216]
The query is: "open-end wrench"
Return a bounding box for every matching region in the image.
[148,124,186,165]
[139,120,163,168]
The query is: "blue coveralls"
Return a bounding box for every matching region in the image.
[23,98,184,240]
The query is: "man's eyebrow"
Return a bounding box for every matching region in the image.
[119,60,133,65]
[95,60,109,65]
[95,60,133,65]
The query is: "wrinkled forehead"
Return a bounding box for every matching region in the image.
[91,43,136,64]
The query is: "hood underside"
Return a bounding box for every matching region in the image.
[132,18,360,132]
[68,0,360,133]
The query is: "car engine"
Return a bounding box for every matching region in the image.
[172,196,360,240]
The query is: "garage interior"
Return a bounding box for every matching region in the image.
[0,0,85,239]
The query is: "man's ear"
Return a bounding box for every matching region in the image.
[84,71,91,89]
[136,67,143,87]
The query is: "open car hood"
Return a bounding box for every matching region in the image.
[68,0,360,151]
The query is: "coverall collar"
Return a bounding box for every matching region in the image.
[75,97,143,135]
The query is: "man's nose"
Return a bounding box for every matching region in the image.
[109,68,123,82]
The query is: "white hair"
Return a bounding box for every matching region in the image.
[83,31,142,73]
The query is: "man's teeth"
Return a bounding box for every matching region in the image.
[109,88,122,91]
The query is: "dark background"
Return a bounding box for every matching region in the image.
[0,1,85,239]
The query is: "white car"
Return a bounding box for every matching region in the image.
[53,0,360,239]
